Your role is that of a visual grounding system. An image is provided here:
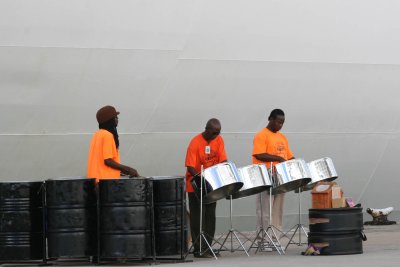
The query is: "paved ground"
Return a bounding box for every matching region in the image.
[164,223,400,267]
[6,223,397,267]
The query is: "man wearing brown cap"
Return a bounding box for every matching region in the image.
[87,105,139,182]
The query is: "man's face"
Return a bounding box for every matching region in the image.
[269,115,285,132]
[114,116,119,127]
[204,125,221,141]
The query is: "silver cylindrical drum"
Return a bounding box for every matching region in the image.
[272,159,311,194]
[191,161,243,204]
[230,164,271,199]
[304,157,338,191]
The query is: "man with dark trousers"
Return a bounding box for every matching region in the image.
[185,118,227,258]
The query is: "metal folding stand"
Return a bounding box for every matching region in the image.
[284,188,308,251]
[248,187,285,255]
[217,196,250,256]
[186,165,218,260]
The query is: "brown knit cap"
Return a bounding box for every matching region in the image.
[96,105,120,124]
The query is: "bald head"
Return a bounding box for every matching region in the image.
[206,118,221,129]
[203,118,222,141]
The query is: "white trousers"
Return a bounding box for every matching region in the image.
[256,190,285,231]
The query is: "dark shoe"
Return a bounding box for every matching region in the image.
[208,250,221,257]
[116,256,127,263]
[194,252,213,258]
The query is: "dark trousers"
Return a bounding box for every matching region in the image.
[188,192,216,253]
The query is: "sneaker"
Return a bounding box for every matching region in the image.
[261,247,273,252]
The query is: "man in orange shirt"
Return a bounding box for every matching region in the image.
[185,118,227,258]
[252,109,294,232]
[87,105,139,182]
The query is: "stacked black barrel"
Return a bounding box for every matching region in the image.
[152,176,187,258]
[0,181,44,261]
[99,178,153,260]
[308,207,366,255]
[0,176,187,264]
[46,177,97,259]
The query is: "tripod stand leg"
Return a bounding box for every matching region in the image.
[232,231,250,256]
[186,232,218,259]
[265,227,284,255]
[300,224,309,238]
[201,233,218,260]
[218,230,232,251]
[248,228,264,254]
[285,225,299,251]
[186,233,201,258]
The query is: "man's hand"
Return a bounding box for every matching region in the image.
[126,167,139,177]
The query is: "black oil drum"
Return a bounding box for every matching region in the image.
[308,231,365,255]
[308,208,365,255]
[46,177,97,258]
[0,181,44,260]
[99,178,152,259]
[151,176,188,257]
[309,208,363,233]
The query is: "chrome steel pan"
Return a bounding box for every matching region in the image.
[303,157,338,191]
[272,159,311,195]
[230,164,271,199]
[191,161,243,204]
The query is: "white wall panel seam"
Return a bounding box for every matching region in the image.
[0,45,181,52]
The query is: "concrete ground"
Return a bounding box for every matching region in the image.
[165,223,400,267]
[12,223,397,267]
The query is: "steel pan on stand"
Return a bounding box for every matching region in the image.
[218,164,272,256]
[230,164,272,199]
[247,164,286,255]
[191,161,243,204]
[303,157,338,191]
[271,159,311,195]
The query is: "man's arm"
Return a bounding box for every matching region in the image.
[104,158,139,177]
[254,153,286,163]
[187,166,198,177]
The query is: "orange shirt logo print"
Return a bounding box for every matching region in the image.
[203,149,218,169]
[276,142,286,159]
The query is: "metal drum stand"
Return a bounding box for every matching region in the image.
[186,165,218,260]
[284,188,308,250]
[216,195,250,256]
[248,187,285,255]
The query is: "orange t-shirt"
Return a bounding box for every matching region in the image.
[185,134,228,192]
[87,129,121,183]
[252,128,293,168]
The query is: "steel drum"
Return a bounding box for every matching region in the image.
[271,159,311,194]
[191,161,243,204]
[303,157,338,191]
[230,164,271,199]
